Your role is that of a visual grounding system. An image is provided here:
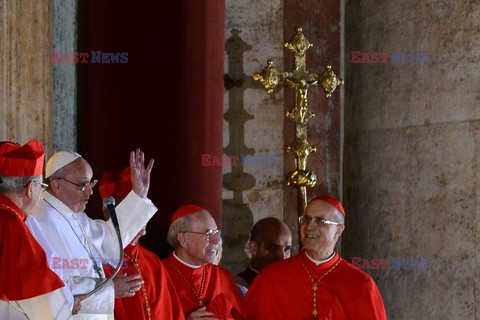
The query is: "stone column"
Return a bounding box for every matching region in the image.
[0,0,77,156]
[0,0,54,153]
[52,0,77,152]
[344,1,480,318]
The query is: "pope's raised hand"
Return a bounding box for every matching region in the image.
[130,148,154,198]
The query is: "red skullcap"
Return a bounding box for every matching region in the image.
[0,140,45,177]
[170,204,206,225]
[99,167,132,202]
[310,195,346,217]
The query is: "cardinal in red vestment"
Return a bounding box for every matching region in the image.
[244,195,387,320]
[100,167,184,320]
[0,140,72,319]
[162,205,245,320]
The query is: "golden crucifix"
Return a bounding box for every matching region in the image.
[253,27,343,217]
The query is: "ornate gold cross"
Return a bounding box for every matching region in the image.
[253,27,343,217]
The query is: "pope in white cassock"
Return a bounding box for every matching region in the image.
[27,149,157,320]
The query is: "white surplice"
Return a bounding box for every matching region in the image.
[26,190,157,319]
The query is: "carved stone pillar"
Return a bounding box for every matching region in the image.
[0,0,54,154]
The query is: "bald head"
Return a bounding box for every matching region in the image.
[249,217,292,271]
[300,198,345,260]
[250,217,289,241]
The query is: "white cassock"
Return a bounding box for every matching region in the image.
[26,190,157,320]
[0,289,72,320]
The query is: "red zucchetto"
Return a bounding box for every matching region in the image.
[0,140,45,177]
[310,194,346,217]
[99,166,132,202]
[170,204,206,224]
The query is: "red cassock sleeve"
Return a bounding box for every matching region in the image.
[104,245,185,320]
[204,268,246,320]
[329,259,387,319]
[0,207,64,300]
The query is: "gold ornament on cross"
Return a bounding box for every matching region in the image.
[253,27,343,217]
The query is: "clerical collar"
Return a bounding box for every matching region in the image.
[173,251,202,269]
[42,191,75,215]
[305,251,336,265]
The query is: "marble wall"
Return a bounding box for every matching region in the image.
[223,0,285,275]
[52,0,77,152]
[0,0,54,153]
[0,0,77,157]
[343,1,480,318]
[222,0,343,276]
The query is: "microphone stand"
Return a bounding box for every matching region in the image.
[85,196,123,298]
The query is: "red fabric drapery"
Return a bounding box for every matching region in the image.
[78,0,225,257]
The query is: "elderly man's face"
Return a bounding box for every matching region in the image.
[52,158,94,212]
[300,200,345,260]
[254,225,292,270]
[24,178,46,214]
[183,211,220,266]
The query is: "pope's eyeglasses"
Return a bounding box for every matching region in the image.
[57,177,98,192]
[183,228,221,242]
[298,214,343,227]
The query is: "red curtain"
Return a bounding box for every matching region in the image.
[78,0,225,257]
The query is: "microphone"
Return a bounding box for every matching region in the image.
[103,196,119,228]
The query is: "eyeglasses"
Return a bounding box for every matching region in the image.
[183,229,221,242]
[298,214,343,227]
[32,181,49,191]
[57,177,98,192]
